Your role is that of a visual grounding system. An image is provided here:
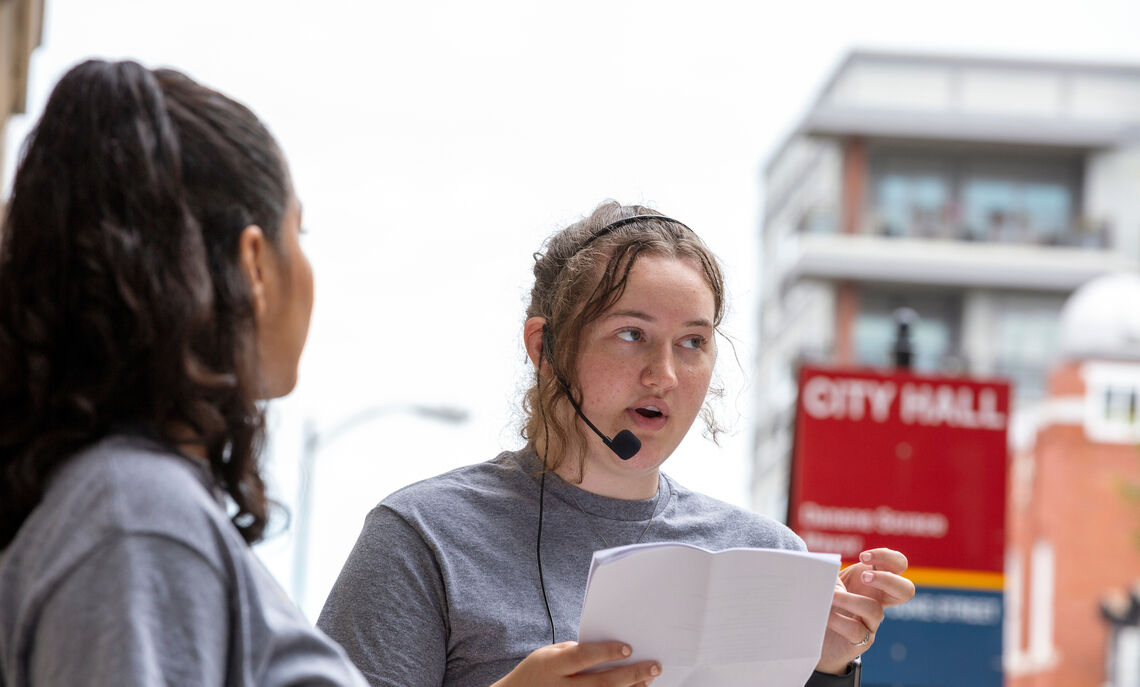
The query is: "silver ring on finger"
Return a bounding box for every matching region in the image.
[851,630,871,647]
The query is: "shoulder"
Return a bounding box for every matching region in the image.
[663,475,806,551]
[381,449,537,520]
[58,435,228,535]
[12,435,239,576]
[348,449,539,556]
[1,435,243,637]
[2,437,368,687]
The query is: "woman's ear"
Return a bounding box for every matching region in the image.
[523,316,548,372]
[238,225,270,318]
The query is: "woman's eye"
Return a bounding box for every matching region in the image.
[680,336,706,350]
[617,329,643,342]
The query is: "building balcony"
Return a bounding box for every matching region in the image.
[779,232,1138,293]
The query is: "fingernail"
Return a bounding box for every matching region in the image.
[862,571,874,584]
[622,645,632,657]
[860,551,872,564]
[650,664,662,676]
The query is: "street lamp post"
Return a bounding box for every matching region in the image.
[290,403,468,609]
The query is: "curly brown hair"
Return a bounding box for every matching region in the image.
[522,201,727,477]
[0,60,291,548]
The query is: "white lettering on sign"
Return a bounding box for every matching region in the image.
[801,531,865,558]
[885,592,1002,625]
[874,506,949,537]
[799,502,949,538]
[899,383,1006,430]
[801,374,1007,430]
[802,376,897,422]
[799,502,875,532]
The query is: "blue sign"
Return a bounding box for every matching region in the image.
[862,586,1003,687]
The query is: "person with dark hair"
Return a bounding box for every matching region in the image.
[317,201,916,687]
[0,59,366,686]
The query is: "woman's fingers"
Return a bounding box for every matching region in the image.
[840,549,916,607]
[859,548,908,574]
[858,568,916,606]
[827,606,874,646]
[520,641,661,686]
[831,589,884,629]
[550,641,631,674]
[579,659,662,686]
[818,548,918,674]
[560,642,661,686]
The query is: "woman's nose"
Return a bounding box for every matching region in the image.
[642,346,678,390]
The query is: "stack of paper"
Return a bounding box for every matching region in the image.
[577,542,840,687]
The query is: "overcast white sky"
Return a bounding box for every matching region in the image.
[7,0,1140,618]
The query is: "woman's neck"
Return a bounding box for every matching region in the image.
[166,421,208,461]
[576,468,659,500]
[550,452,660,500]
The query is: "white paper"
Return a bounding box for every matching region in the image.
[577,542,841,687]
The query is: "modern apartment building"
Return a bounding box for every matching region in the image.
[754,50,1140,521]
[1,0,45,198]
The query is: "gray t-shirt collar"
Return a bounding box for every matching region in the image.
[508,447,675,523]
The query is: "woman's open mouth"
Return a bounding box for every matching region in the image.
[629,403,668,430]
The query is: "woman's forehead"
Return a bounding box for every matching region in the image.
[600,255,715,316]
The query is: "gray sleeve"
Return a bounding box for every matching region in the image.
[30,533,230,687]
[317,506,448,687]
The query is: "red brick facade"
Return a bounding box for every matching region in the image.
[1007,361,1140,686]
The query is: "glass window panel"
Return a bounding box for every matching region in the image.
[853,289,959,372]
[963,178,1019,241]
[870,147,1079,246]
[875,171,950,238]
[854,313,951,371]
[854,313,895,367]
[1022,182,1070,238]
[990,295,1064,402]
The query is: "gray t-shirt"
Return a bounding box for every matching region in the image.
[317,449,807,687]
[0,435,367,687]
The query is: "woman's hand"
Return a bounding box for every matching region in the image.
[491,641,662,687]
[815,548,916,675]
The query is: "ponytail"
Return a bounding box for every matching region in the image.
[0,60,284,548]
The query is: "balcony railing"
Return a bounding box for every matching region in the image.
[865,210,1112,250]
[793,207,1113,251]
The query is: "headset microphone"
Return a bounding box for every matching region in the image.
[557,380,642,460]
[542,326,642,460]
[607,428,642,461]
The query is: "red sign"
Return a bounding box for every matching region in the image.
[788,365,1009,573]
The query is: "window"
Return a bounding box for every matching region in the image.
[853,289,962,372]
[867,147,1082,247]
[1105,386,1139,425]
[990,295,1064,402]
[1113,626,1140,687]
[961,162,1074,244]
[870,156,953,239]
[1028,539,1057,666]
[877,172,952,238]
[1083,362,1140,444]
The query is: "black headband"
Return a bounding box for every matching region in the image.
[577,213,694,252]
[536,213,697,320]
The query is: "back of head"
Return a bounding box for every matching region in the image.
[0,60,289,548]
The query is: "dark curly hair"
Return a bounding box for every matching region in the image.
[522,201,727,477]
[0,60,291,548]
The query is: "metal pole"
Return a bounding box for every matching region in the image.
[289,403,468,610]
[291,417,319,608]
[892,307,917,370]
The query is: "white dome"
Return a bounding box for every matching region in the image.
[1059,271,1140,361]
